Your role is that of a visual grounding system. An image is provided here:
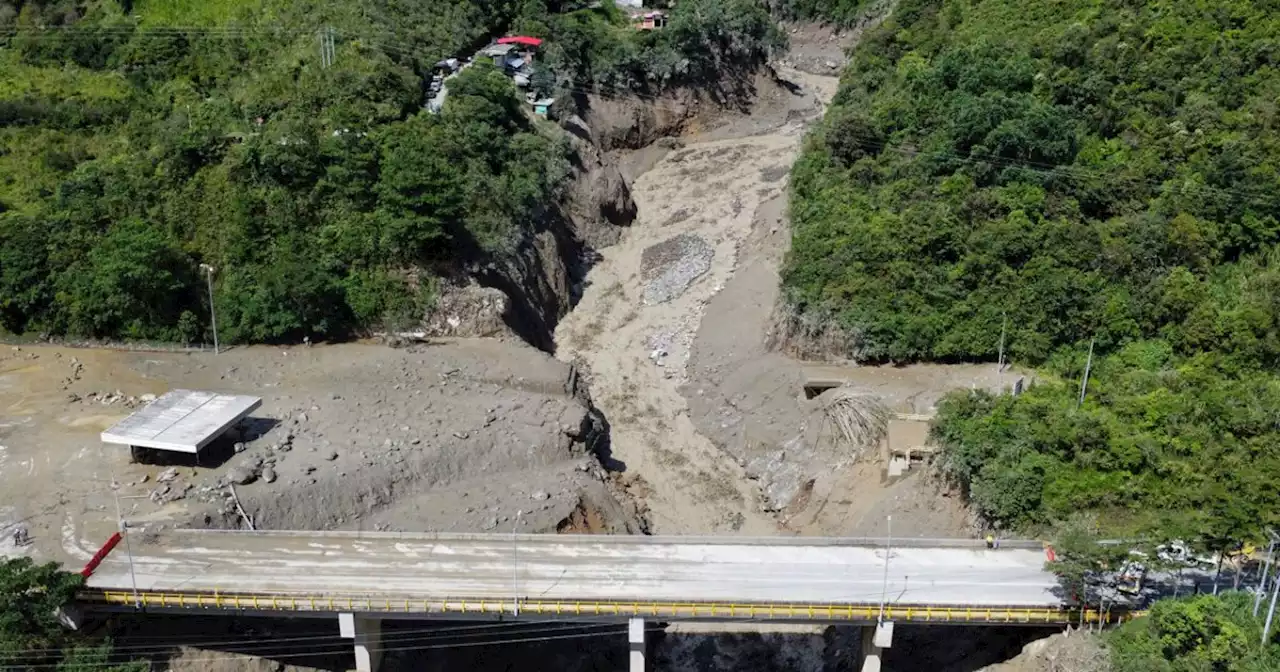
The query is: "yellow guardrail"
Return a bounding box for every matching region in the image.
[82,590,1139,624]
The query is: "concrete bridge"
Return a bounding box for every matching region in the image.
[77,530,1104,672]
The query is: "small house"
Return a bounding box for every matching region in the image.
[531,97,555,119]
[497,36,543,69]
[480,42,518,66]
[635,10,667,29]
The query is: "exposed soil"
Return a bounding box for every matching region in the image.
[0,15,1061,672]
[978,631,1110,672]
[554,54,1003,539]
[0,339,641,567]
[776,21,855,76]
[776,0,896,76]
[553,63,830,535]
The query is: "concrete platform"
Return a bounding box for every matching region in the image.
[100,389,262,453]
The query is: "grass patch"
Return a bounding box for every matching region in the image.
[132,0,263,26]
[0,51,130,101]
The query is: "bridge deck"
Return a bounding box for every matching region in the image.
[86,530,1060,614]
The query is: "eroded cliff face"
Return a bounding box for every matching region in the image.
[419,68,769,351]
[418,113,637,349]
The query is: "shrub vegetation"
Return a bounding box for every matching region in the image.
[785,0,1280,548]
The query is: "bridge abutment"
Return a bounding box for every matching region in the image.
[339,612,383,672]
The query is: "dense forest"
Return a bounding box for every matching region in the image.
[785,0,1280,545]
[0,0,779,343]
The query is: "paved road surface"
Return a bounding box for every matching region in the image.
[86,531,1060,607]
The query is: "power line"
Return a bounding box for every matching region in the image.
[3,620,623,660]
[9,618,608,653]
[0,623,666,670]
[128,26,1280,203]
[5,580,957,660]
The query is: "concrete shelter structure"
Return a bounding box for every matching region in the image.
[100,389,261,456]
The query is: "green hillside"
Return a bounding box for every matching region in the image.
[0,0,778,343]
[786,0,1280,545]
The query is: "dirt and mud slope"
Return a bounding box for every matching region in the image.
[556,32,992,538]
[554,63,833,534]
[0,340,642,566]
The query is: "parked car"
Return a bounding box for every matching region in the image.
[1117,560,1146,595]
[1157,540,1215,568]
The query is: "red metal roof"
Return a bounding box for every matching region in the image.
[497,36,544,47]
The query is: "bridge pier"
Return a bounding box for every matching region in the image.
[629,617,646,672]
[858,621,893,672]
[338,613,382,672]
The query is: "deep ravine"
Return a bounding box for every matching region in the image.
[553,66,839,534]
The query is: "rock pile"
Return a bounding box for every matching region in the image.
[641,234,714,305]
[71,390,156,408]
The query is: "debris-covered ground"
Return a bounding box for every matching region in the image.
[0,339,641,566]
[555,57,1003,540]
[554,64,831,535]
[0,20,1060,671]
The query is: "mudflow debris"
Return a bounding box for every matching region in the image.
[641,233,714,305]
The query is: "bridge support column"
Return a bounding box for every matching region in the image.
[339,613,383,672]
[629,617,646,672]
[858,621,893,672]
[56,605,85,631]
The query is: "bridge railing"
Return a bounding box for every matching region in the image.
[81,588,1130,625]
[173,529,1046,550]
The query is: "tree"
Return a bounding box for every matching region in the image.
[0,215,52,333]
[53,219,197,340]
[529,64,557,99]
[175,310,203,346]
[0,558,145,672]
[216,239,350,343]
[0,0,603,346]
[1046,514,1130,629]
[373,116,460,262]
[1109,592,1280,672]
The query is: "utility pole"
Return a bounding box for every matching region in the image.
[109,472,141,610]
[512,509,522,617]
[199,264,218,354]
[997,314,1007,392]
[878,515,892,624]
[997,314,1007,371]
[1076,338,1095,408]
[1264,563,1280,646]
[1258,533,1279,617]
